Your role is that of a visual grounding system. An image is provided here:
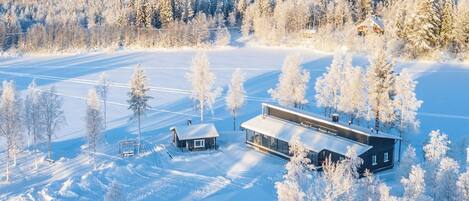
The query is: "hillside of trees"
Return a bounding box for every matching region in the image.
[0,0,468,60]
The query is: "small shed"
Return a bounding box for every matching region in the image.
[170,123,219,151]
[357,15,384,35]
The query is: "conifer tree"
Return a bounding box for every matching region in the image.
[366,49,396,132]
[127,65,152,154]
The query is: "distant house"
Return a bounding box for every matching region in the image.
[170,123,219,151]
[241,103,400,174]
[357,15,385,35]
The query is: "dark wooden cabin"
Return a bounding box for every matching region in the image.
[241,103,400,174]
[170,123,219,151]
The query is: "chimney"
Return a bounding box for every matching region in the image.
[331,113,339,123]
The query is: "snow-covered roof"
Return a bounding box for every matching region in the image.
[173,123,219,140]
[263,103,401,140]
[358,15,384,30]
[241,115,373,156]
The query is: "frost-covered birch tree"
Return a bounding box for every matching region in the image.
[24,79,44,149]
[394,69,422,161]
[40,86,65,160]
[398,144,417,180]
[96,72,110,131]
[457,171,469,201]
[423,130,450,198]
[435,157,460,201]
[401,165,431,201]
[315,51,343,116]
[187,52,221,122]
[127,65,152,155]
[269,54,310,108]
[0,81,22,182]
[86,89,103,169]
[215,26,231,46]
[275,134,311,201]
[366,49,396,132]
[226,69,246,130]
[24,79,44,170]
[338,55,366,124]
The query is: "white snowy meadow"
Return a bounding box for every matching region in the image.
[0,46,468,200]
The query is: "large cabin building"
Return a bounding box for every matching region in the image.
[241,103,400,174]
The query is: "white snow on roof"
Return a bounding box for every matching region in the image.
[174,123,219,140]
[358,16,384,30]
[263,103,401,140]
[241,115,372,156]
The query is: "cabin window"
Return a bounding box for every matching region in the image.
[339,156,344,161]
[372,155,377,166]
[194,139,205,148]
[384,152,389,162]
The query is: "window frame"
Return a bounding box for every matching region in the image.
[384,152,389,162]
[194,139,205,148]
[372,154,377,166]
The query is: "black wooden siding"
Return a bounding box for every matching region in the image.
[249,105,398,174]
[173,132,217,151]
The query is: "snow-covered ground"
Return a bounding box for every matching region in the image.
[0,47,468,200]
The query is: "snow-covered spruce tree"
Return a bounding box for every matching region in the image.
[86,89,103,169]
[96,72,110,131]
[135,0,146,28]
[453,0,469,54]
[394,69,422,160]
[24,79,45,170]
[401,165,432,201]
[275,134,311,201]
[407,0,441,56]
[366,49,396,132]
[159,0,174,26]
[127,65,151,155]
[215,26,231,46]
[0,81,23,182]
[398,144,417,180]
[315,51,343,116]
[458,171,469,200]
[40,86,65,160]
[435,157,460,201]
[270,54,310,109]
[440,0,455,49]
[422,130,450,198]
[187,52,221,122]
[337,55,366,124]
[226,68,246,131]
[104,181,125,201]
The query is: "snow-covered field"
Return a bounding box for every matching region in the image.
[0,47,468,200]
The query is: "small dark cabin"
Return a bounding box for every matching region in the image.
[241,103,401,174]
[170,123,219,151]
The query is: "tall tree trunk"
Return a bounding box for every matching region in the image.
[233,110,236,131]
[138,109,141,155]
[200,101,204,122]
[5,158,9,182]
[48,131,52,160]
[374,111,380,133]
[103,99,107,143]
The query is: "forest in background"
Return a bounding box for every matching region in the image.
[0,0,468,60]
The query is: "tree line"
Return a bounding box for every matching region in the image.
[1,0,468,60]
